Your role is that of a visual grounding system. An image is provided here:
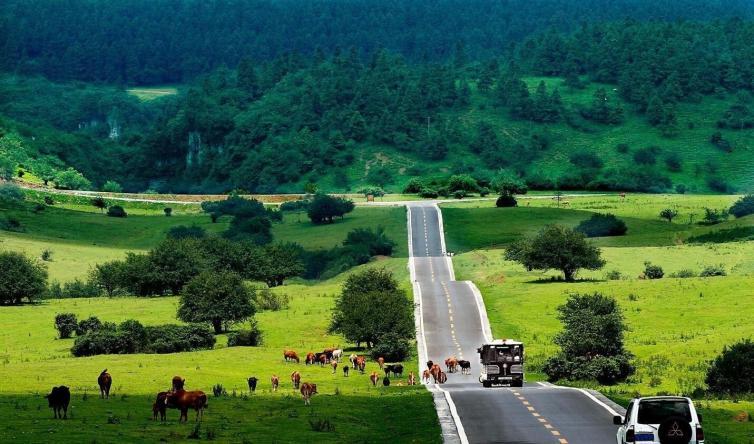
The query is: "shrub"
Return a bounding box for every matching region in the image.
[706,340,754,395]
[664,153,683,172]
[0,183,24,202]
[643,262,664,279]
[44,196,55,205]
[730,195,754,218]
[343,226,395,256]
[76,316,103,336]
[309,418,335,433]
[227,321,263,347]
[55,313,78,339]
[447,174,479,193]
[453,190,466,199]
[107,205,127,218]
[167,225,206,239]
[575,213,627,237]
[604,270,622,280]
[307,194,354,224]
[0,216,23,232]
[370,333,411,362]
[54,167,91,190]
[700,264,727,277]
[419,188,438,198]
[252,288,290,311]
[41,249,53,261]
[496,194,517,207]
[91,197,108,212]
[280,199,310,212]
[708,177,733,193]
[0,251,48,304]
[164,207,172,217]
[675,184,687,194]
[71,322,215,356]
[670,269,697,278]
[701,208,729,225]
[659,208,678,222]
[212,384,227,397]
[56,278,102,298]
[102,180,123,193]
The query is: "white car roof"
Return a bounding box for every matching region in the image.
[485,339,523,345]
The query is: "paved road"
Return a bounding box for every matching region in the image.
[408,202,619,444]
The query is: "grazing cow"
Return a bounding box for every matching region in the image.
[343,366,349,377]
[426,360,434,370]
[300,383,317,405]
[422,370,431,383]
[438,371,448,384]
[408,372,417,386]
[430,364,441,383]
[369,371,379,386]
[153,391,167,421]
[291,371,301,389]
[271,375,279,392]
[356,355,366,374]
[377,357,385,369]
[349,354,358,368]
[284,350,300,363]
[458,360,471,375]
[322,348,335,361]
[247,377,258,393]
[172,376,185,392]
[384,364,395,377]
[98,369,112,399]
[45,386,70,419]
[165,390,208,423]
[392,364,404,377]
[317,353,327,366]
[331,360,338,374]
[305,352,316,365]
[332,349,343,361]
[382,376,390,387]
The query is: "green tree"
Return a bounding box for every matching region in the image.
[90,261,123,297]
[447,174,479,193]
[177,270,255,334]
[53,167,91,190]
[54,313,78,339]
[102,180,122,192]
[148,238,208,294]
[706,340,754,395]
[329,268,413,348]
[505,225,605,281]
[307,193,354,224]
[91,197,108,213]
[0,251,48,304]
[254,243,305,287]
[729,195,754,218]
[659,208,678,222]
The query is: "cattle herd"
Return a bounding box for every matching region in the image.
[43,351,465,424]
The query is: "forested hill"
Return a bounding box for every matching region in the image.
[2,0,754,84]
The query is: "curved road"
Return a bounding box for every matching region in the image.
[408,202,621,444]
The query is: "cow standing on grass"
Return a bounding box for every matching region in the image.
[45,386,70,419]
[369,371,379,386]
[271,375,279,392]
[300,383,317,405]
[165,390,208,423]
[291,371,301,389]
[247,377,258,393]
[284,350,300,363]
[153,391,167,421]
[172,376,185,391]
[98,369,112,399]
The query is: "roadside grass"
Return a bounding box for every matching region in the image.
[0,258,439,443]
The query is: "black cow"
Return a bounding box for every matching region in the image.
[343,366,349,377]
[392,364,404,377]
[382,376,390,387]
[384,364,395,377]
[426,360,434,370]
[247,377,258,392]
[458,360,472,375]
[45,386,71,419]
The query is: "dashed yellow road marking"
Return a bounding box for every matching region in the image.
[551,431,561,436]
[512,394,567,443]
[559,439,569,444]
[544,424,553,429]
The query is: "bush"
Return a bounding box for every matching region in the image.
[307,194,354,224]
[707,340,754,395]
[164,207,172,217]
[41,249,53,261]
[670,269,697,278]
[643,262,664,279]
[343,226,395,256]
[370,333,411,362]
[664,153,683,172]
[708,177,733,193]
[167,225,206,239]
[44,196,55,205]
[0,183,24,202]
[575,213,627,237]
[496,194,517,207]
[56,278,102,298]
[702,208,729,225]
[71,322,216,356]
[91,197,108,212]
[700,264,727,277]
[675,184,687,194]
[54,167,91,190]
[55,313,78,339]
[0,251,48,304]
[730,195,754,218]
[419,188,438,198]
[453,190,467,199]
[227,321,263,347]
[107,205,127,218]
[252,288,290,311]
[102,180,123,193]
[76,316,103,336]
[604,270,622,280]
[0,216,24,232]
[212,384,227,397]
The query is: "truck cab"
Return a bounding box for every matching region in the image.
[477,339,524,387]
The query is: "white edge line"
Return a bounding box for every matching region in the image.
[432,203,455,281]
[408,205,469,444]
[538,382,621,417]
[465,281,494,344]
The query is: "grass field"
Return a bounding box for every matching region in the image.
[443,195,754,442]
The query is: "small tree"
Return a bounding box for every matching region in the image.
[447,174,479,194]
[164,207,173,217]
[54,313,78,339]
[659,208,678,222]
[0,251,48,304]
[643,262,664,279]
[91,197,108,213]
[504,225,605,281]
[90,261,123,297]
[253,243,305,287]
[706,340,754,395]
[177,270,255,334]
[53,167,91,190]
[730,195,754,218]
[575,213,627,237]
[102,180,123,193]
[307,194,355,224]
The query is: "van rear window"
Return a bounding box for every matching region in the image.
[637,400,692,424]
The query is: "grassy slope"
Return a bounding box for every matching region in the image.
[443,195,754,443]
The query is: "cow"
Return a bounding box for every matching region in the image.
[300,383,317,405]
[271,375,279,392]
[343,366,349,377]
[369,371,379,386]
[98,369,112,399]
[322,348,335,361]
[356,355,366,374]
[284,350,300,363]
[408,372,417,385]
[317,353,327,366]
[332,349,343,361]
[45,386,70,419]
[165,390,208,423]
[426,360,434,370]
[172,376,185,392]
[445,357,458,373]
[422,369,431,384]
[153,391,167,421]
[305,352,316,365]
[377,357,385,369]
[349,354,358,369]
[331,360,338,374]
[392,364,404,377]
[247,377,258,393]
[430,364,441,383]
[382,376,390,387]
[458,360,471,375]
[438,371,448,384]
[291,371,301,389]
[384,364,395,377]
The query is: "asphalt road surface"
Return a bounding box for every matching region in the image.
[408,202,619,444]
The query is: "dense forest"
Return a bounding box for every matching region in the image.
[2,1,754,194]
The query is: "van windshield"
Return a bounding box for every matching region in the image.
[637,400,692,425]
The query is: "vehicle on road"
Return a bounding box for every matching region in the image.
[477,339,524,387]
[613,396,704,444]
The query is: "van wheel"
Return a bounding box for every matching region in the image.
[512,380,523,388]
[482,381,491,388]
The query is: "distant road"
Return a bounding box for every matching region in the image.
[408,202,623,443]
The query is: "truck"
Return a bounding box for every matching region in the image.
[477,339,524,387]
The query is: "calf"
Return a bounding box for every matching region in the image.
[331,360,338,374]
[270,375,279,392]
[382,376,390,387]
[300,382,317,405]
[291,371,301,389]
[369,371,379,386]
[422,369,431,384]
[45,386,70,419]
[438,371,448,384]
[172,376,185,391]
[98,369,112,399]
[153,391,167,421]
[343,366,349,377]
[247,377,258,393]
[356,355,366,374]
[445,357,458,373]
[284,350,300,363]
[408,372,417,386]
[458,360,471,375]
[349,354,358,369]
[317,353,327,366]
[305,352,316,365]
[165,390,208,423]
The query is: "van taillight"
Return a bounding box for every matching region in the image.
[696,426,704,441]
[626,427,635,443]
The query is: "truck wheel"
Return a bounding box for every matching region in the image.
[512,380,523,388]
[482,381,492,388]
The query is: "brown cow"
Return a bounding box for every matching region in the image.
[430,364,441,383]
[317,353,327,366]
[172,376,185,391]
[349,353,358,368]
[291,371,301,389]
[331,360,338,374]
[305,352,316,365]
[165,390,208,423]
[437,371,448,384]
[369,371,379,386]
[45,386,70,419]
[300,382,317,405]
[284,350,300,363]
[271,375,279,391]
[98,369,112,399]
[408,372,417,386]
[356,355,366,374]
[153,391,167,421]
[377,357,385,369]
[422,369,431,384]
